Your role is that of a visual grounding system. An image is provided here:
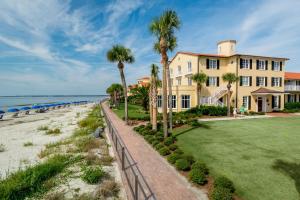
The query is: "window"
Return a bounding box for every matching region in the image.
[188,77,192,86]
[181,95,190,109]
[178,66,181,75]
[242,96,249,109]
[177,78,181,86]
[209,59,218,69]
[157,95,162,108]
[272,77,280,87]
[273,96,279,108]
[273,61,280,71]
[241,76,250,86]
[188,62,192,72]
[257,77,265,86]
[168,95,176,108]
[209,77,218,86]
[241,59,250,69]
[257,60,266,70]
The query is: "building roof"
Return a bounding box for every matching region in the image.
[170,51,289,63]
[251,87,284,95]
[285,72,300,80]
[137,76,150,80]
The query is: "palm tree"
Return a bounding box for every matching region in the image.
[150,64,159,131]
[107,45,135,124]
[192,72,207,106]
[222,73,239,117]
[130,86,150,111]
[150,10,180,138]
[106,83,123,107]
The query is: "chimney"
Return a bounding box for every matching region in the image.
[217,40,237,56]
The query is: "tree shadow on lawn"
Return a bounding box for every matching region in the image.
[174,123,211,137]
[272,159,300,196]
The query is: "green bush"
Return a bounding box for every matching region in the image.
[169,144,178,151]
[182,154,195,165]
[175,159,190,171]
[191,161,209,175]
[154,143,164,150]
[185,105,228,116]
[174,148,184,155]
[189,168,207,185]
[211,187,233,200]
[0,155,71,199]
[167,153,181,164]
[151,140,160,147]
[81,166,105,184]
[163,137,175,146]
[159,147,171,156]
[46,128,61,135]
[284,102,300,110]
[214,176,235,193]
[144,135,154,143]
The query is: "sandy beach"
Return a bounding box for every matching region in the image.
[0,104,93,177]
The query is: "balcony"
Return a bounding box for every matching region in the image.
[285,85,300,91]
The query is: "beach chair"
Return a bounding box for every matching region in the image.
[0,111,4,120]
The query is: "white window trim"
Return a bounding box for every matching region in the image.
[258,60,266,70]
[242,96,249,110]
[241,59,250,69]
[273,61,280,71]
[187,76,192,86]
[209,77,218,87]
[181,95,190,109]
[242,76,250,86]
[209,59,218,69]
[187,61,192,72]
[168,95,177,109]
[273,77,280,87]
[273,96,279,109]
[258,76,265,87]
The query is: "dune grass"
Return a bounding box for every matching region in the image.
[23,142,33,147]
[174,117,300,200]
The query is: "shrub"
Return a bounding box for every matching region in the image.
[76,137,100,152]
[96,180,120,198]
[189,168,207,185]
[284,102,300,110]
[191,161,209,175]
[154,143,164,150]
[151,140,160,147]
[0,155,71,199]
[163,137,175,146]
[174,148,184,155]
[214,176,235,193]
[23,142,33,147]
[0,144,6,152]
[46,128,61,135]
[175,159,190,171]
[38,125,49,131]
[169,144,178,151]
[211,187,233,200]
[81,166,105,184]
[159,147,171,156]
[182,154,195,165]
[144,135,154,143]
[167,153,181,164]
[73,128,90,137]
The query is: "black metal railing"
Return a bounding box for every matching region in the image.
[101,101,156,200]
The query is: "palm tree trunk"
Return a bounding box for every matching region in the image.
[113,90,117,106]
[152,79,157,131]
[167,65,172,132]
[149,83,153,126]
[160,38,168,138]
[197,83,201,105]
[227,85,231,117]
[118,66,128,124]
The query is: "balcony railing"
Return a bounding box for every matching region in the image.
[285,85,300,91]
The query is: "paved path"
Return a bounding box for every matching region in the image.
[102,102,207,200]
[198,115,271,122]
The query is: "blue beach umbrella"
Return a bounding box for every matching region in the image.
[32,105,42,109]
[8,108,20,113]
[20,107,31,111]
[0,110,5,114]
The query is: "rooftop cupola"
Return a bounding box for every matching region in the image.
[217,40,236,56]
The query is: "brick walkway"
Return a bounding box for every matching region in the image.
[102,102,208,200]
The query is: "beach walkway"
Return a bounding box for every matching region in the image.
[102,102,207,200]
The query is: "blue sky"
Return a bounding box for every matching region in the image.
[0,0,300,95]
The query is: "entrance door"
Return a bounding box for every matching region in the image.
[258,97,263,112]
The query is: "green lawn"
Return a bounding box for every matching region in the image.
[174,117,300,200]
[112,103,149,120]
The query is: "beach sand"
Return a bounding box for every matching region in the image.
[0,104,92,177]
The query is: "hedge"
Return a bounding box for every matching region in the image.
[284,102,300,110]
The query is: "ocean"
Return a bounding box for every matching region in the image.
[0,95,107,111]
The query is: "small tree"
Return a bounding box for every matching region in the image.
[150,64,159,131]
[222,73,239,117]
[106,83,123,107]
[192,72,207,106]
[107,45,134,124]
[130,86,150,111]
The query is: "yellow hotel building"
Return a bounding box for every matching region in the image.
[157,40,289,113]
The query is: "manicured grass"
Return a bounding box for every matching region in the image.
[112,103,149,120]
[174,117,300,200]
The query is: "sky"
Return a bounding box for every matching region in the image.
[0,0,300,95]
